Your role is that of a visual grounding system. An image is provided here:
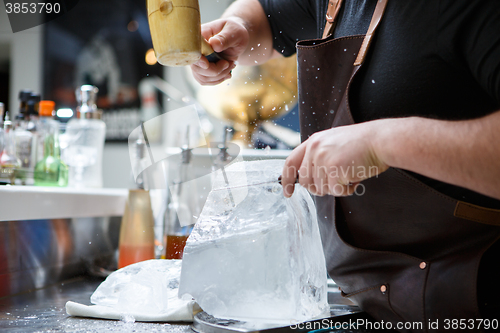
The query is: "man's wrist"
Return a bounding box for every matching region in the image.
[371,117,417,171]
[371,118,394,170]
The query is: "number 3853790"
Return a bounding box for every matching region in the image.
[5,2,61,14]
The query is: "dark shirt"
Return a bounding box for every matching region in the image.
[259,0,500,208]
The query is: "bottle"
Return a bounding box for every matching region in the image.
[131,133,148,190]
[164,126,197,259]
[14,92,40,185]
[0,102,4,155]
[131,134,169,259]
[26,93,40,130]
[0,113,21,184]
[0,102,4,122]
[36,101,60,162]
[64,85,106,188]
[34,101,68,187]
[118,189,156,268]
[18,91,32,115]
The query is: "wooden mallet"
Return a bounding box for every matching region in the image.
[147,0,222,66]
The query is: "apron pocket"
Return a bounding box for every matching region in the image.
[342,282,427,332]
[330,216,429,329]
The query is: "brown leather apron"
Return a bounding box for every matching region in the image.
[296,0,500,330]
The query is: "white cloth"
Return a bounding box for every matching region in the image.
[65,300,199,322]
[65,259,200,322]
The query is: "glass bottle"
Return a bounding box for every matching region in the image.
[63,85,106,188]
[34,101,68,187]
[118,189,156,268]
[36,101,60,162]
[0,102,4,155]
[0,102,4,122]
[18,91,32,116]
[164,127,197,259]
[0,113,21,184]
[15,92,40,185]
[26,93,40,130]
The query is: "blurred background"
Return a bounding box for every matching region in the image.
[0,0,300,189]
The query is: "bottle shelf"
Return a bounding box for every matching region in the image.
[0,186,127,221]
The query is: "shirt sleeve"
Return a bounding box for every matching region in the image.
[438,0,500,106]
[258,0,319,57]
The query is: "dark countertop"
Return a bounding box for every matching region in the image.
[0,276,388,333]
[0,276,193,333]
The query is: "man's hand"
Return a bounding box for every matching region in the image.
[191,18,249,86]
[282,112,500,200]
[281,121,389,198]
[190,0,276,86]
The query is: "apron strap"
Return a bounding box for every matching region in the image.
[454,201,500,226]
[322,0,344,39]
[354,0,388,66]
[321,0,389,65]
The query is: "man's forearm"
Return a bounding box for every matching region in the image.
[221,0,280,65]
[375,110,500,200]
